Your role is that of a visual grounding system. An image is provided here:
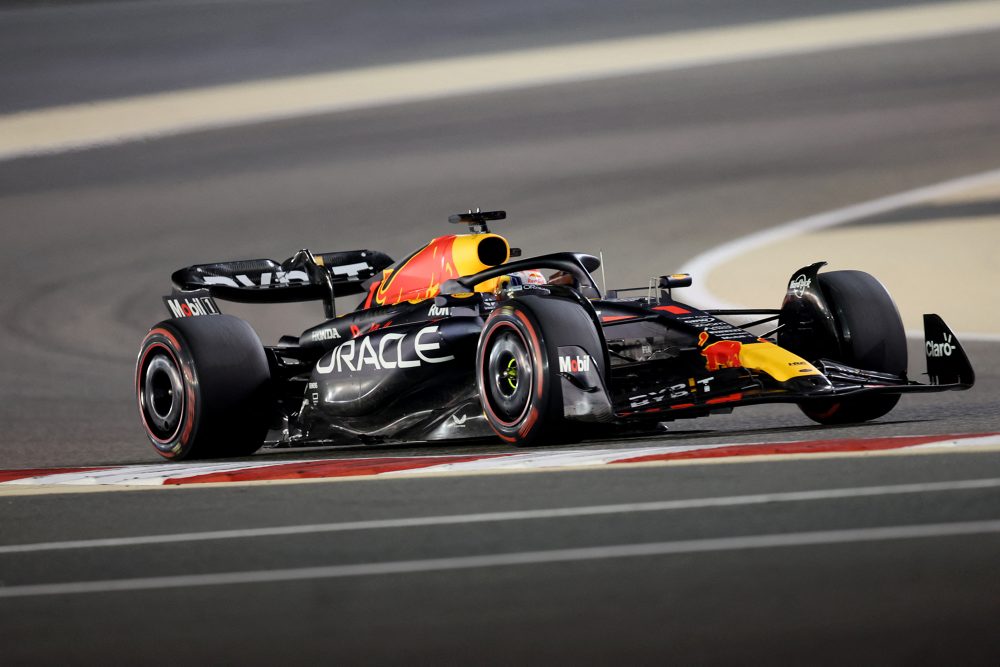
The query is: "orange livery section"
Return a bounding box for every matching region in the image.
[374,233,510,306]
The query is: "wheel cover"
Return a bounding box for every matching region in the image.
[486,329,533,424]
[139,350,185,442]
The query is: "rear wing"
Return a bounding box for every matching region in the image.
[169,249,393,318]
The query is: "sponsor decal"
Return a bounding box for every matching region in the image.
[165,296,219,318]
[506,283,549,294]
[927,332,956,358]
[428,304,451,317]
[316,325,454,374]
[328,262,373,279]
[698,331,743,371]
[628,376,715,408]
[678,315,756,342]
[558,355,591,374]
[789,274,811,298]
[628,383,690,408]
[451,413,469,427]
[203,270,310,288]
[310,328,342,342]
[522,270,547,285]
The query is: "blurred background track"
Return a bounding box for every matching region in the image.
[3,0,985,113]
[5,1,1000,158]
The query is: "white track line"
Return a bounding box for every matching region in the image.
[2,519,998,598]
[679,167,1000,343]
[4,1,1000,161]
[3,477,998,555]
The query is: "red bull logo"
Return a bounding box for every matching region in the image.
[698,331,743,371]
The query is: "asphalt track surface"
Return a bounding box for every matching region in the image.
[2,1,1000,663]
[3,454,1000,664]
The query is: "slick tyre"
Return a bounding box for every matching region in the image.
[477,304,564,446]
[799,270,907,425]
[136,315,272,460]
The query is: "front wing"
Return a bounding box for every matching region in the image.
[568,313,974,422]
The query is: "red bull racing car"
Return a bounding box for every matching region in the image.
[136,211,975,460]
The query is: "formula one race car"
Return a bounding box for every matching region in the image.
[136,210,975,460]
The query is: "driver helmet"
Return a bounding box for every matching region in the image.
[495,270,547,293]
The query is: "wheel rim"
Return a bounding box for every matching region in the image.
[486,329,533,424]
[140,351,184,441]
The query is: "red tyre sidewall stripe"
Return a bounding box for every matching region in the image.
[479,308,547,440]
[513,309,548,440]
[514,309,545,400]
[518,406,539,439]
[136,341,183,446]
[137,327,196,459]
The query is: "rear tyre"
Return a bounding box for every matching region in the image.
[477,304,564,445]
[798,270,906,425]
[136,315,272,460]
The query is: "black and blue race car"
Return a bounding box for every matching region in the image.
[136,210,974,460]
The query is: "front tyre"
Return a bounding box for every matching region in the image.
[798,270,906,425]
[477,305,562,445]
[136,315,272,460]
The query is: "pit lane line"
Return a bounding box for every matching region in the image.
[2,477,998,556]
[3,1,1000,160]
[1,519,998,599]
